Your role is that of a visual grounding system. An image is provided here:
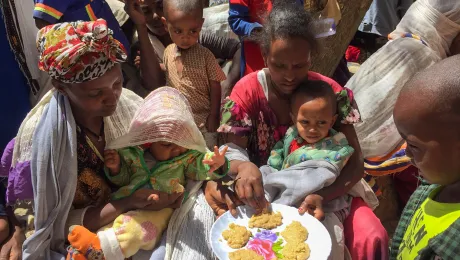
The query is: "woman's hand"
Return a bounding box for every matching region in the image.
[204,181,243,217]
[234,162,268,211]
[128,189,184,211]
[125,0,146,25]
[298,194,325,221]
[0,226,25,260]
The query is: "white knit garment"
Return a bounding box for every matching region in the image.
[106,87,208,153]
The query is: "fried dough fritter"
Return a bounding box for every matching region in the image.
[229,249,264,260]
[281,221,308,243]
[248,211,283,229]
[281,242,311,260]
[222,223,252,249]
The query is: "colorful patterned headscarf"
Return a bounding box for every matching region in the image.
[36,19,127,83]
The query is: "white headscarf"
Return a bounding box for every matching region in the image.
[107,87,208,153]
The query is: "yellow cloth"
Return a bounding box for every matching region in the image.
[99,208,173,257]
[397,187,460,259]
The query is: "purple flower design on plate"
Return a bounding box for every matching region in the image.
[254,230,278,243]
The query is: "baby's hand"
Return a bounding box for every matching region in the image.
[104,150,121,175]
[203,146,228,173]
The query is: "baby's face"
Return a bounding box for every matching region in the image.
[149,141,188,161]
[162,8,203,50]
[293,97,337,144]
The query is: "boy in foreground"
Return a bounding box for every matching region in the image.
[390,55,460,260]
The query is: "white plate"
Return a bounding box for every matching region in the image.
[210,203,332,260]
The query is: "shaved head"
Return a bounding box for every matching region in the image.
[163,0,203,18]
[396,55,460,127]
[394,55,460,185]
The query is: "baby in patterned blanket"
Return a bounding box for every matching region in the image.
[268,79,355,220]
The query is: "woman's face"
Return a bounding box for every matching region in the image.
[141,0,168,36]
[265,37,312,95]
[58,64,123,118]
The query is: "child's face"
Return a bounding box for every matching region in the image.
[265,38,312,95]
[149,141,188,161]
[141,0,168,36]
[394,95,460,186]
[292,97,337,144]
[161,8,204,50]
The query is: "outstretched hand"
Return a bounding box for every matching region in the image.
[203,146,228,173]
[298,194,325,221]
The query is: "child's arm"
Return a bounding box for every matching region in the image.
[267,139,286,171]
[228,0,263,37]
[205,49,227,132]
[185,147,229,181]
[126,0,165,90]
[207,80,222,132]
[104,149,132,187]
[104,150,121,176]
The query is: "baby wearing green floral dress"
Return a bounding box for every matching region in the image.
[268,80,354,171]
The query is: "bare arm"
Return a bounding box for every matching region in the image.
[221,48,241,98]
[136,24,165,90]
[125,0,165,90]
[314,123,364,203]
[83,198,131,232]
[208,80,222,131]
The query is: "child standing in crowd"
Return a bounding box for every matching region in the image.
[228,0,304,76]
[33,0,130,55]
[390,55,460,260]
[161,0,226,149]
[66,87,229,260]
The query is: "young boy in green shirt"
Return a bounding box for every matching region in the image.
[390,55,460,260]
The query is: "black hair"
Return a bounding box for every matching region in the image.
[257,2,318,56]
[401,54,460,118]
[291,80,337,114]
[163,0,203,18]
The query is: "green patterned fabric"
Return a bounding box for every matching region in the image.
[106,146,228,200]
[390,182,460,260]
[268,126,354,171]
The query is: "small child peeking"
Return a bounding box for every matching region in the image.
[161,0,226,148]
[66,87,229,260]
[266,80,356,260]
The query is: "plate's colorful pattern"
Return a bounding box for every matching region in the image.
[210,204,332,260]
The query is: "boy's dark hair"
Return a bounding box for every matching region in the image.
[257,2,318,56]
[163,0,203,18]
[291,80,337,113]
[402,54,460,118]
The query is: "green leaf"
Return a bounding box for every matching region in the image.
[272,239,284,259]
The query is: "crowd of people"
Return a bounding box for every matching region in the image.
[0,0,459,260]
